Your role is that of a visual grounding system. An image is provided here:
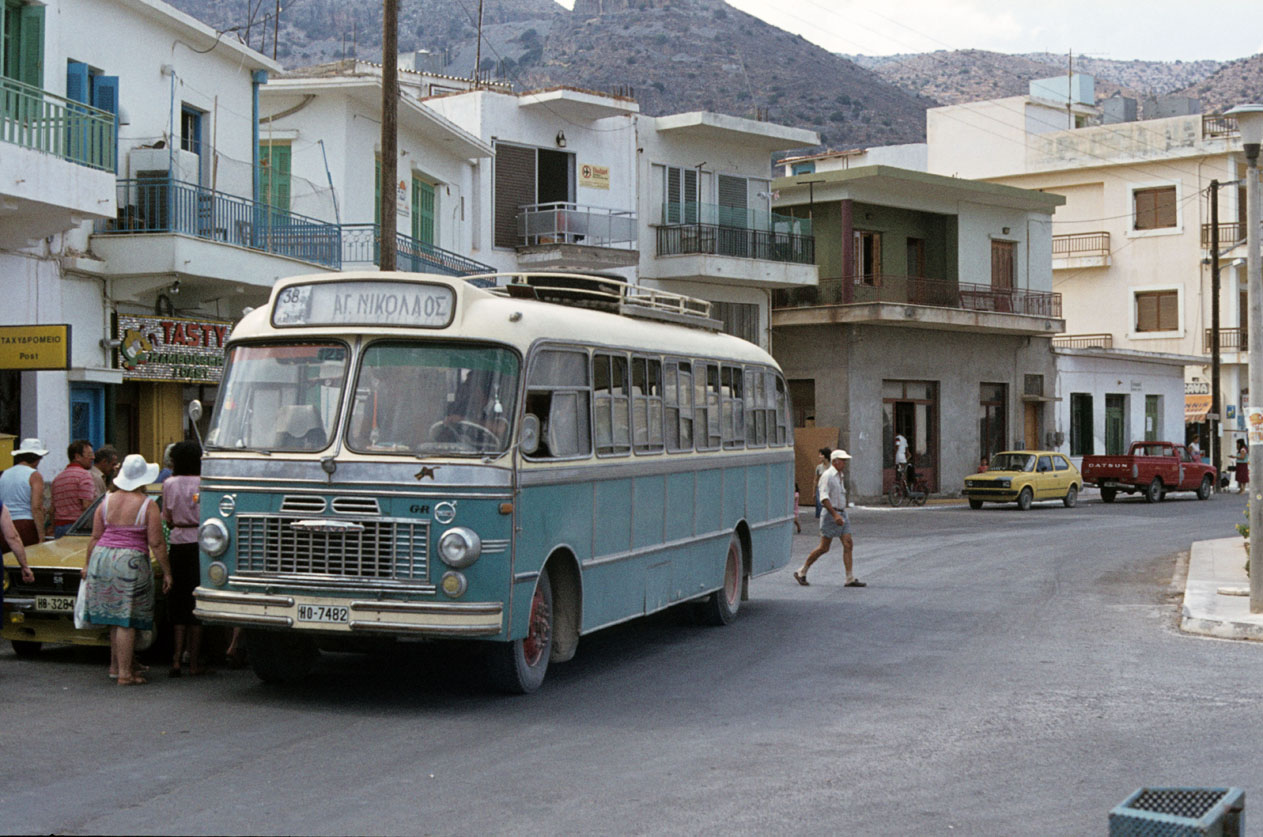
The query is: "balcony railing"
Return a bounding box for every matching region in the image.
[660,202,813,238]
[1,76,116,171]
[1203,114,1238,139]
[517,202,637,249]
[1052,333,1113,349]
[341,223,494,278]
[1205,327,1247,353]
[97,178,341,268]
[656,223,815,265]
[1201,221,1244,249]
[1052,231,1110,257]
[774,274,1061,317]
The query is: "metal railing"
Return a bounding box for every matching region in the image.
[1203,114,1238,139]
[517,202,637,248]
[1204,327,1247,353]
[1052,231,1110,257]
[660,201,812,238]
[1052,333,1113,349]
[1201,221,1244,248]
[773,274,1061,317]
[97,178,341,268]
[341,224,495,277]
[656,223,815,265]
[1,76,116,171]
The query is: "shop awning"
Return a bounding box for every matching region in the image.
[1185,393,1212,423]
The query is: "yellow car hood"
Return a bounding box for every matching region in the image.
[3,535,93,570]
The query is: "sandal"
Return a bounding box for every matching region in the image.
[117,674,148,686]
[793,571,809,586]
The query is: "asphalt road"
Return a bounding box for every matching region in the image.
[2,489,1256,835]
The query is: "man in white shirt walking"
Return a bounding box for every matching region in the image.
[894,433,909,482]
[794,449,864,588]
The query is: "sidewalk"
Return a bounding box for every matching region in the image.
[1181,536,1263,641]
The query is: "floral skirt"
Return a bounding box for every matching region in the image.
[84,545,155,630]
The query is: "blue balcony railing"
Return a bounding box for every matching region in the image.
[96,178,341,268]
[1,76,116,171]
[341,223,495,277]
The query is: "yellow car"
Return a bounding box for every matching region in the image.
[962,450,1082,511]
[3,487,165,657]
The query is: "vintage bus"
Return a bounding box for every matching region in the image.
[192,271,794,692]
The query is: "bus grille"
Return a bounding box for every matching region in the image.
[235,516,429,581]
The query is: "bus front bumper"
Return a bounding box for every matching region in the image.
[193,587,504,637]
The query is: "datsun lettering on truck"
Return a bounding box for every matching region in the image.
[192,271,795,693]
[1080,441,1217,503]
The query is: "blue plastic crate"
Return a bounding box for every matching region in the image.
[1110,787,1244,837]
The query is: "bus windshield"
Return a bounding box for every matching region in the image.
[207,342,348,452]
[347,342,519,456]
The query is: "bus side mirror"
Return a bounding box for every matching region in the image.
[520,414,540,456]
[188,400,203,423]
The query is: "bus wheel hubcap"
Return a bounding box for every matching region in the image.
[522,587,551,667]
[724,541,740,606]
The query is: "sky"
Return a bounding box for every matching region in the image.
[555,0,1263,63]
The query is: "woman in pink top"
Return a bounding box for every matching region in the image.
[162,441,205,676]
[81,454,171,686]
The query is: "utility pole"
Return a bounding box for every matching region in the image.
[1211,179,1222,490]
[473,0,485,87]
[380,0,398,270]
[273,0,280,60]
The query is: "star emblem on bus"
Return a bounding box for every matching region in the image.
[415,466,438,481]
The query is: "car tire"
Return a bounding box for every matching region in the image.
[10,640,42,658]
[1145,478,1163,504]
[1197,474,1213,500]
[1063,484,1078,508]
[968,499,983,510]
[1101,488,1116,503]
[1017,487,1033,511]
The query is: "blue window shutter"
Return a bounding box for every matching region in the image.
[92,76,119,172]
[66,62,89,103]
[18,3,44,88]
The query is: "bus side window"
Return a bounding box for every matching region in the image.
[744,367,766,447]
[721,364,744,449]
[525,348,591,460]
[774,374,790,445]
[695,363,721,450]
[664,361,693,452]
[593,353,631,457]
[631,356,664,454]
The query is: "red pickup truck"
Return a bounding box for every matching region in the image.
[1081,441,1217,503]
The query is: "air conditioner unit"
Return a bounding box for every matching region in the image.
[128,147,200,184]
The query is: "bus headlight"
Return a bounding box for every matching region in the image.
[438,527,481,568]
[199,518,230,557]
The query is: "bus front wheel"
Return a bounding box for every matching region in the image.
[701,534,743,626]
[488,568,553,694]
[246,630,318,684]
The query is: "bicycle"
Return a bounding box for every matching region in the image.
[887,466,929,507]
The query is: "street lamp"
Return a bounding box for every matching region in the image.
[1226,103,1263,612]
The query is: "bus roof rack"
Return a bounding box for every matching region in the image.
[484,272,723,331]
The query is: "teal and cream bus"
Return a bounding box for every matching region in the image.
[193,271,794,692]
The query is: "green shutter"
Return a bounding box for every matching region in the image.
[17,2,42,87]
[258,143,290,212]
[374,158,381,228]
[413,178,435,245]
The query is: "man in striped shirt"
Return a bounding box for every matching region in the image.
[50,439,95,537]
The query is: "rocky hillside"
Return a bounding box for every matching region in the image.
[849,50,1221,105]
[1179,54,1263,113]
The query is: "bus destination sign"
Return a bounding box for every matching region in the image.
[272,281,456,328]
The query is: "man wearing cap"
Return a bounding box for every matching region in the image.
[794,449,864,588]
[51,439,96,537]
[0,438,48,547]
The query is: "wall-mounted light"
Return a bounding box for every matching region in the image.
[1002,226,1011,235]
[99,338,122,349]
[555,131,566,148]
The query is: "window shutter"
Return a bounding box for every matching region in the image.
[374,158,381,228]
[666,167,681,224]
[494,143,535,248]
[415,180,435,245]
[18,3,43,88]
[1136,293,1158,331]
[91,75,119,173]
[718,174,746,228]
[66,61,89,103]
[1158,291,1178,330]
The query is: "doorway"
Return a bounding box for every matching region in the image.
[1105,394,1126,455]
[883,380,938,491]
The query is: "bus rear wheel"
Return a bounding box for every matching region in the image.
[246,630,318,684]
[10,640,41,658]
[488,568,553,694]
[702,534,743,626]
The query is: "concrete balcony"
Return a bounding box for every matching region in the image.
[773,275,1064,336]
[514,202,639,271]
[1052,231,1110,270]
[0,77,117,246]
